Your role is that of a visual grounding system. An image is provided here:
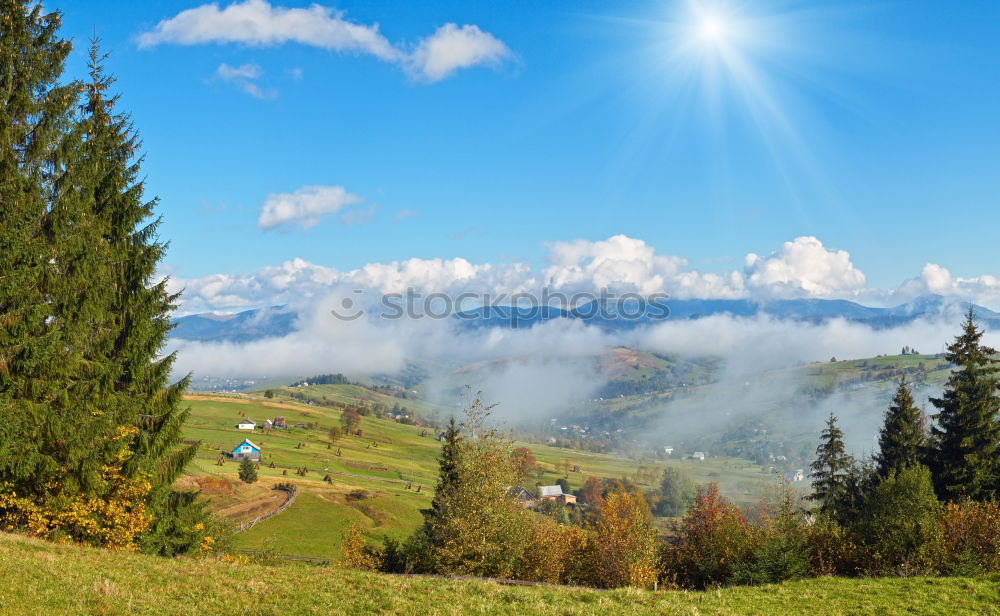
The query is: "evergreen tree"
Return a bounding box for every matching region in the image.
[876,378,926,478]
[0,0,104,528]
[238,459,258,484]
[77,41,207,555]
[427,417,462,529]
[0,11,207,552]
[928,308,1000,501]
[402,415,462,572]
[808,413,854,519]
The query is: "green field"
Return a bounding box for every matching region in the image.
[1,532,997,616]
[180,392,780,558]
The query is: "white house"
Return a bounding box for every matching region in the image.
[231,439,261,461]
[236,418,256,430]
[784,469,805,483]
[663,446,674,456]
[691,451,706,461]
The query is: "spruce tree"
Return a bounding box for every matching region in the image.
[428,417,462,521]
[0,0,87,510]
[402,416,462,571]
[928,308,1000,501]
[238,459,258,484]
[808,413,854,519]
[0,8,207,553]
[77,41,206,554]
[875,378,926,478]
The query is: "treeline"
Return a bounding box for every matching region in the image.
[290,373,352,387]
[0,3,215,554]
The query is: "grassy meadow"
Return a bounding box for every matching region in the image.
[1,532,997,616]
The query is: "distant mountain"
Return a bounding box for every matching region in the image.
[169,295,998,343]
[171,306,296,343]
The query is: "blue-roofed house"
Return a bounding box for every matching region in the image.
[232,439,261,461]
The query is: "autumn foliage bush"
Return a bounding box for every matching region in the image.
[939,501,1000,575]
[661,484,756,589]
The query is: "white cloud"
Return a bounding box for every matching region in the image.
[138,0,399,60]
[169,257,342,313]
[744,236,867,299]
[257,185,362,230]
[892,264,1000,307]
[170,234,1000,315]
[217,62,261,80]
[138,1,512,82]
[407,23,511,83]
[541,235,745,299]
[214,62,276,99]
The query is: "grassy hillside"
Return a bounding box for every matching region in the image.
[1,532,997,615]
[179,394,779,558]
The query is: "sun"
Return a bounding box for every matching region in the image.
[698,15,727,44]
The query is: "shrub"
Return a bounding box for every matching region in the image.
[516,516,573,584]
[664,484,756,589]
[857,465,942,575]
[730,489,811,585]
[341,525,381,571]
[939,501,1000,575]
[805,515,867,577]
[587,489,661,588]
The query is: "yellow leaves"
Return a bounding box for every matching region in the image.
[341,525,381,571]
[0,453,152,550]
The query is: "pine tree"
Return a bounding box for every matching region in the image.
[928,308,1000,501]
[238,459,258,484]
[876,378,926,478]
[809,413,854,519]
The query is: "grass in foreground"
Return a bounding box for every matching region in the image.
[1,532,998,616]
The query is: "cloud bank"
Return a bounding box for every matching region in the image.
[169,234,1000,315]
[138,0,512,83]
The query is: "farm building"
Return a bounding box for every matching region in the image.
[538,485,577,506]
[231,439,261,461]
[508,486,537,508]
[236,418,256,430]
[691,451,706,461]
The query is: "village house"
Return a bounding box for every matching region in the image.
[236,418,256,430]
[538,485,577,506]
[784,469,805,482]
[508,486,537,508]
[231,439,261,461]
[691,451,706,461]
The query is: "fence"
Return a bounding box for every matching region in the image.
[236,484,297,533]
[234,549,330,566]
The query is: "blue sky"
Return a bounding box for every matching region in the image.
[48,0,1000,310]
